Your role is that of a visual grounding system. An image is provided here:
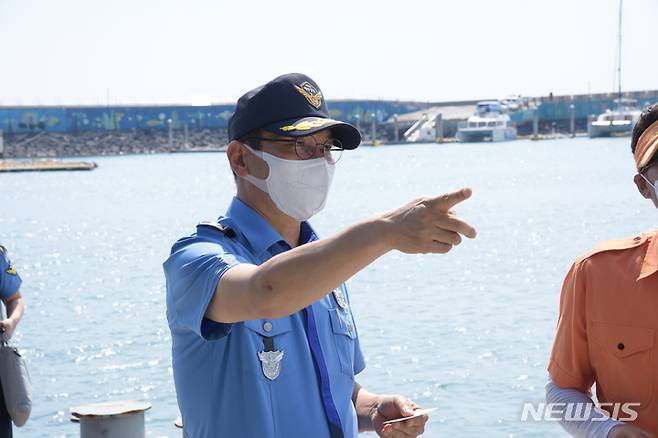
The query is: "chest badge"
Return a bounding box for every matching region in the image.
[258,350,284,380]
[333,288,348,310]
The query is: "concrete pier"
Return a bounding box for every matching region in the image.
[0,159,97,172]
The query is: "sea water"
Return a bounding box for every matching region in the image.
[1,137,654,437]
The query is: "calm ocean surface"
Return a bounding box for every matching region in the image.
[1,137,655,437]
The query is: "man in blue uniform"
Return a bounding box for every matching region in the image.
[0,246,26,437]
[164,73,477,438]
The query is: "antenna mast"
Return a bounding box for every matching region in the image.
[617,0,623,101]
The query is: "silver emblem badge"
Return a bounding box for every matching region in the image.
[258,350,284,380]
[333,288,348,309]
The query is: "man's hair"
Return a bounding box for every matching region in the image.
[631,103,658,171]
[232,129,263,181]
[237,129,262,150]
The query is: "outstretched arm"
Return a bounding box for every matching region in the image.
[206,189,477,323]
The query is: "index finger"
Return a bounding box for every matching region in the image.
[430,188,472,211]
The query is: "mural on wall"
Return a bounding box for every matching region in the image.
[0,100,438,134]
[2,92,657,134]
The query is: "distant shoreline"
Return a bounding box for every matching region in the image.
[1,128,229,159]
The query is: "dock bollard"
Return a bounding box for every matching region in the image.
[70,400,152,438]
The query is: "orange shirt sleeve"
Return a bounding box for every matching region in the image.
[548,259,595,393]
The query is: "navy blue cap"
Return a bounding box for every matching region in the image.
[228,73,361,149]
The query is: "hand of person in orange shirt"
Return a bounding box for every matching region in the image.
[609,424,654,438]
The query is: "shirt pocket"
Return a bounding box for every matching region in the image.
[328,308,357,378]
[243,317,294,381]
[589,322,655,409]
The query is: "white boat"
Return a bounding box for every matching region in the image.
[588,0,639,138]
[456,101,517,143]
[500,94,527,112]
[403,113,437,143]
[588,98,642,138]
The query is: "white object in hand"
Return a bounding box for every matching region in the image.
[382,407,438,425]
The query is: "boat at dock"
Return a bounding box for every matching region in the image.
[588,98,642,138]
[588,0,640,138]
[0,159,97,173]
[403,113,438,143]
[456,101,517,143]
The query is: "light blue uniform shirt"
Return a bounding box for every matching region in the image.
[164,197,366,438]
[0,246,21,299]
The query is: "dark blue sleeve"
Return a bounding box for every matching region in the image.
[164,238,248,341]
[0,250,22,300]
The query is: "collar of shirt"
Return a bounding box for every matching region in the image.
[225,197,318,257]
[638,229,658,281]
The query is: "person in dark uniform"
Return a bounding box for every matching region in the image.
[0,246,25,437]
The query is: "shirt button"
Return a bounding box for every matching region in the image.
[617,343,625,350]
[348,324,354,333]
[263,322,273,333]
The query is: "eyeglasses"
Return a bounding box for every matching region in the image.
[243,136,344,164]
[641,173,657,189]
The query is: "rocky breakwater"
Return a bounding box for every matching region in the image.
[1,128,229,158]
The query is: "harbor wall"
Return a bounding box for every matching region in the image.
[0,101,428,134]
[4,91,658,136]
[1,90,657,156]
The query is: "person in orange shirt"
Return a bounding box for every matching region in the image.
[547,104,658,438]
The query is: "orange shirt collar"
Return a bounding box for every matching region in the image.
[638,230,658,281]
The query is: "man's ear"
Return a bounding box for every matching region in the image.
[633,174,652,199]
[227,141,248,177]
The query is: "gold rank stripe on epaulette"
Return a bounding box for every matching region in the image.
[575,233,651,264]
[6,264,17,275]
[197,221,236,238]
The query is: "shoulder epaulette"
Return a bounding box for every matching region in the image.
[197,221,236,238]
[576,233,651,263]
[0,245,5,256]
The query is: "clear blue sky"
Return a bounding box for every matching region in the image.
[1,0,656,105]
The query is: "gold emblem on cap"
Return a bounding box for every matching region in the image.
[294,81,323,109]
[280,118,333,132]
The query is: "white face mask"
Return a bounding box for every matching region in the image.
[241,143,335,221]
